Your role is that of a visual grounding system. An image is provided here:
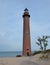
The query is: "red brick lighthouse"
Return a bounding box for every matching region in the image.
[23,8,31,56]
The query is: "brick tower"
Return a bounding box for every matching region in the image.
[23,8,31,56]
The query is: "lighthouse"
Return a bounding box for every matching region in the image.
[23,8,31,56]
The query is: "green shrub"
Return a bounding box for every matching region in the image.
[32,49,50,56]
[16,55,22,57]
[32,51,41,56]
[40,53,49,60]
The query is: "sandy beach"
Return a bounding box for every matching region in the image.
[0,54,50,65]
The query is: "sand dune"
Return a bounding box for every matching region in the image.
[0,54,50,65]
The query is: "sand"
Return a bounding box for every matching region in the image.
[0,54,50,65]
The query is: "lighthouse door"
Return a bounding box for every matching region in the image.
[27,52,29,56]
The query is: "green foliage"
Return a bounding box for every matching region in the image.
[16,55,22,57]
[40,53,49,60]
[46,49,50,52]
[32,49,50,56]
[32,51,41,56]
[36,36,48,52]
[36,36,50,60]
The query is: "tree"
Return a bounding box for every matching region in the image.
[36,36,48,52]
[36,36,50,60]
[36,37,43,51]
[41,36,48,52]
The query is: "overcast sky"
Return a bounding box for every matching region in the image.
[0,0,50,51]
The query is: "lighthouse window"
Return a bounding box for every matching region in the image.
[27,49,29,50]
